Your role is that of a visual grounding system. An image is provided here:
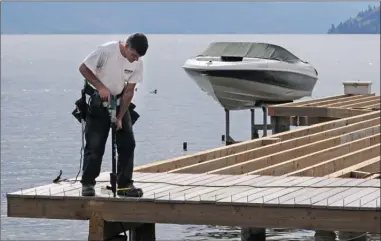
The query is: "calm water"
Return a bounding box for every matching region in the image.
[1,34,380,240]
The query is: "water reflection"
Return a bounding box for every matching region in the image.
[182,226,380,241]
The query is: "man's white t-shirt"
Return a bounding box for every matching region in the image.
[82,41,143,96]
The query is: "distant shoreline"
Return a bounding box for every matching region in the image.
[2,33,380,35]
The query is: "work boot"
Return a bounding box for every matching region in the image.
[82,184,95,196]
[117,183,143,197]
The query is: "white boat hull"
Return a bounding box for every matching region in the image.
[183,57,318,110]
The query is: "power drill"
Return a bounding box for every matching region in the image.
[102,95,118,123]
[103,95,118,197]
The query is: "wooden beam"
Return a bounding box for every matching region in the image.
[324,157,380,178]
[321,95,379,107]
[365,174,381,179]
[364,104,380,110]
[270,94,358,107]
[168,119,379,174]
[285,143,380,177]
[134,138,278,173]
[356,159,381,173]
[268,106,371,118]
[326,108,373,118]
[290,116,337,126]
[249,134,380,176]
[208,127,380,175]
[270,111,379,141]
[304,94,375,107]
[6,197,381,233]
[339,99,380,109]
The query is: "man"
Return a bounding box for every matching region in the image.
[78,33,148,197]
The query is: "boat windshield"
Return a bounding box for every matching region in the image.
[198,42,301,63]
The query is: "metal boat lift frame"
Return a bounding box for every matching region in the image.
[223,101,293,145]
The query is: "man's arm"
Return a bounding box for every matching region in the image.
[117,60,143,120]
[117,83,136,120]
[79,47,108,90]
[79,64,106,90]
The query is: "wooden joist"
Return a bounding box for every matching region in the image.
[170,119,380,174]
[135,111,380,174]
[270,94,375,108]
[267,94,378,120]
[135,112,380,179]
[325,157,380,178]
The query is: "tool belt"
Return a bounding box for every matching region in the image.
[82,82,123,103]
[71,80,140,125]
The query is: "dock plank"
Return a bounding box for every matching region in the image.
[152,175,246,201]
[294,179,372,207]
[183,175,272,202]
[329,189,381,209]
[277,178,355,205]
[249,177,330,205]
[215,176,301,204]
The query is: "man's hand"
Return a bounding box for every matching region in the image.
[116,83,136,120]
[116,117,123,131]
[98,86,111,103]
[79,63,111,103]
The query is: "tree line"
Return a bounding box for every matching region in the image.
[328,4,380,34]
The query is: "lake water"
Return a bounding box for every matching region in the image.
[1,34,380,240]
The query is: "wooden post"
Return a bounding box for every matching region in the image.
[241,109,267,241]
[271,116,290,134]
[104,222,141,241]
[88,212,152,241]
[338,80,371,241]
[314,230,336,241]
[241,227,266,241]
[88,212,105,241]
[131,223,156,241]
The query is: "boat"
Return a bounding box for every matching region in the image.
[182,42,319,110]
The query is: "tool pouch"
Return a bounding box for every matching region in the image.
[71,88,88,123]
[72,80,141,125]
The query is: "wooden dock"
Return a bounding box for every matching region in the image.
[6,92,381,240]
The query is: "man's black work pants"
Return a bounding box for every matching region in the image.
[80,95,136,188]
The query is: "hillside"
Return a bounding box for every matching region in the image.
[328,4,380,34]
[0,2,376,34]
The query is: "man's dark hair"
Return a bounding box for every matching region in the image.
[126,33,149,57]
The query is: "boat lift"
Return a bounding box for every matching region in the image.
[223,101,292,145]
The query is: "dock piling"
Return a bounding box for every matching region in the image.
[261,105,268,137]
[131,223,156,241]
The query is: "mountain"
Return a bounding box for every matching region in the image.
[328,4,380,34]
[1,2,377,34]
